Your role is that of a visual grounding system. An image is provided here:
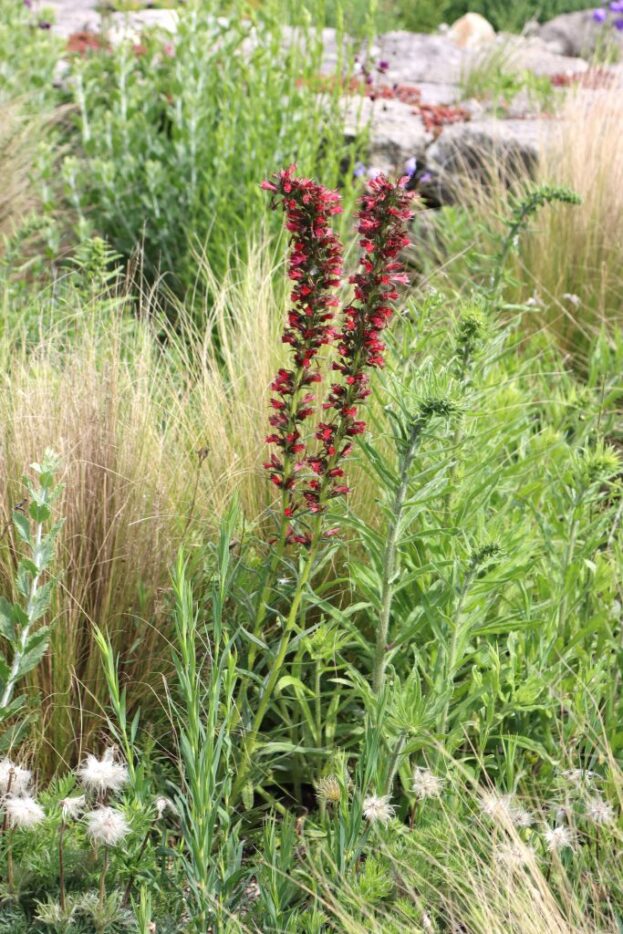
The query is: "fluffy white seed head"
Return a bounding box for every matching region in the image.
[78,748,128,795]
[362,794,394,825]
[412,768,445,800]
[562,768,597,787]
[5,795,45,829]
[493,841,534,870]
[585,795,615,825]
[61,795,86,821]
[155,796,175,818]
[480,792,533,828]
[0,759,32,797]
[85,806,130,847]
[544,825,575,852]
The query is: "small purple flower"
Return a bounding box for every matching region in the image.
[377,59,390,73]
[23,0,33,7]
[609,1,623,12]
[419,171,433,185]
[593,7,607,21]
[404,157,417,177]
[615,15,623,27]
[353,162,367,179]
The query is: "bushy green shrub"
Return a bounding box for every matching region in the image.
[63,1,358,300]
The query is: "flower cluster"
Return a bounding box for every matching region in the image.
[304,175,413,515]
[261,165,343,540]
[263,168,413,543]
[593,2,623,28]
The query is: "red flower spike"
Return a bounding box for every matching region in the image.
[262,165,344,523]
[301,174,413,514]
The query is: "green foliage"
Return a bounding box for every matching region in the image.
[342,0,599,34]
[0,452,62,751]
[460,46,557,116]
[0,0,61,107]
[63,1,358,300]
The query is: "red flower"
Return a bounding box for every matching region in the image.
[301,175,414,512]
[262,166,343,520]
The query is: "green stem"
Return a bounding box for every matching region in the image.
[0,520,44,711]
[59,821,66,912]
[373,419,424,694]
[98,847,108,912]
[232,544,318,803]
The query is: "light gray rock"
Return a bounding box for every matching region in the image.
[462,34,588,81]
[107,8,179,44]
[377,32,468,85]
[416,81,461,105]
[426,118,558,197]
[342,97,429,175]
[44,1,99,38]
[537,9,623,59]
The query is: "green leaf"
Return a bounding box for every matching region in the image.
[28,502,51,524]
[15,628,50,679]
[28,580,53,624]
[0,597,16,641]
[13,510,31,544]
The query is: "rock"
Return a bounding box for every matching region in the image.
[537,9,623,59]
[107,9,179,44]
[342,96,429,175]
[45,2,99,39]
[377,32,468,85]
[448,12,496,49]
[416,82,461,105]
[426,118,557,199]
[463,34,588,80]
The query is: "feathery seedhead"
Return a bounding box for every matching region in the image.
[78,748,129,795]
[362,793,395,824]
[0,759,32,797]
[412,767,444,800]
[544,825,575,852]
[585,795,615,825]
[85,806,130,846]
[61,795,86,820]
[315,775,342,804]
[5,795,45,829]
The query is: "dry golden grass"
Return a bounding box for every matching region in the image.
[0,242,384,770]
[516,88,623,353]
[419,86,623,360]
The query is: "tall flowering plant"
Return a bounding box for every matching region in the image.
[232,168,413,803]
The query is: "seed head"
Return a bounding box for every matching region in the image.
[5,795,45,829]
[493,841,533,869]
[544,825,575,852]
[411,767,444,800]
[562,768,597,787]
[585,795,615,826]
[85,806,130,847]
[78,748,128,795]
[61,795,86,820]
[362,793,395,824]
[315,775,342,804]
[155,796,175,818]
[0,759,32,797]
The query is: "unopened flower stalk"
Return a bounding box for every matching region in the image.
[374,401,452,693]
